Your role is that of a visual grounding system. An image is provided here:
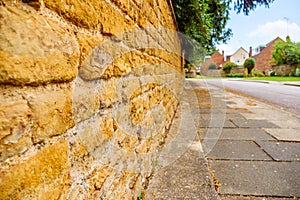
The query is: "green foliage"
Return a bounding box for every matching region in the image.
[137,192,145,200]
[172,0,231,52]
[222,62,238,74]
[226,73,244,77]
[234,0,274,15]
[208,63,217,70]
[172,0,274,52]
[251,70,265,77]
[243,58,256,74]
[272,37,300,65]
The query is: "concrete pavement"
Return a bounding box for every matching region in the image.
[146,79,300,199]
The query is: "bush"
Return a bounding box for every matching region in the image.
[272,37,300,66]
[222,62,238,74]
[244,58,256,74]
[251,70,265,77]
[209,63,217,70]
[226,73,244,77]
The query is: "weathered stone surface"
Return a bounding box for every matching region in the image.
[0,141,70,200]
[86,165,113,198]
[77,111,114,154]
[0,5,79,85]
[28,84,74,143]
[76,33,104,66]
[44,0,135,33]
[0,100,31,161]
[99,78,122,108]
[0,0,183,199]
[72,77,101,123]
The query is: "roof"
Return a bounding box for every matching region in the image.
[230,47,248,56]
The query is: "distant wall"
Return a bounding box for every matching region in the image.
[0,0,183,199]
[272,64,300,76]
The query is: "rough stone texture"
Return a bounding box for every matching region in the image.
[272,64,300,76]
[0,141,70,200]
[0,0,183,199]
[0,4,79,85]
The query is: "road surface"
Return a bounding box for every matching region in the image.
[202,79,300,116]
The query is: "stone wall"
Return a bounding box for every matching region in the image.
[0,0,183,199]
[271,64,300,76]
[230,67,244,74]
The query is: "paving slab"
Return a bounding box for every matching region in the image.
[231,118,279,128]
[263,129,300,142]
[206,141,272,160]
[200,128,275,141]
[256,141,300,161]
[199,120,237,128]
[146,149,219,200]
[241,110,295,121]
[200,113,246,120]
[268,120,300,129]
[209,160,300,197]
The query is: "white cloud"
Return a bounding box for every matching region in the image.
[248,20,300,42]
[216,44,235,56]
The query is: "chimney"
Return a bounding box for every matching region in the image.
[249,46,252,57]
[226,55,230,62]
[222,50,225,61]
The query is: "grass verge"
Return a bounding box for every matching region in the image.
[244,76,300,82]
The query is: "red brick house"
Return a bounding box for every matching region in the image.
[201,51,225,75]
[253,37,284,74]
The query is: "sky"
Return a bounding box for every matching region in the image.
[216,0,300,56]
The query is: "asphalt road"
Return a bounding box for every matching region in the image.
[202,79,300,116]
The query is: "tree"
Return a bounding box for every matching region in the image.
[244,58,255,74]
[272,37,300,66]
[223,62,238,74]
[172,0,274,52]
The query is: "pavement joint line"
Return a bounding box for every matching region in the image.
[253,140,276,161]
[270,140,300,144]
[261,128,280,140]
[228,118,239,127]
[208,159,299,163]
[219,194,299,199]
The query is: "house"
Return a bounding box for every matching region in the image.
[201,50,225,75]
[225,47,249,66]
[253,37,284,74]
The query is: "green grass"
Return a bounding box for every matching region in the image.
[244,76,300,82]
